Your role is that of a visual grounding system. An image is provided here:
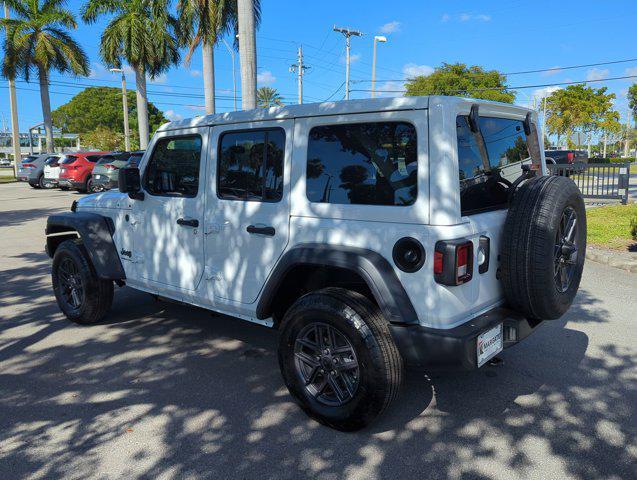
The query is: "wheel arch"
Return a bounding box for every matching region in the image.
[256,243,418,326]
[46,212,126,281]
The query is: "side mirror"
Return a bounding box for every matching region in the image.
[118,167,144,200]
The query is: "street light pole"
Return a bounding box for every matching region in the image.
[110,68,130,151]
[542,95,547,147]
[222,39,238,111]
[371,35,387,99]
[4,3,21,175]
[289,45,310,104]
[333,26,363,100]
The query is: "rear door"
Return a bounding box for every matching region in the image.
[456,110,541,312]
[203,120,292,305]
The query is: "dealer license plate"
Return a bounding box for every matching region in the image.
[477,323,503,367]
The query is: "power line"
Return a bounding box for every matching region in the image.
[351,74,637,94]
[354,57,637,83]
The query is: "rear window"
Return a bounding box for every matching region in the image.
[306,122,417,206]
[457,115,530,215]
[86,155,103,163]
[61,156,77,165]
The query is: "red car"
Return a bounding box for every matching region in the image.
[58,151,110,193]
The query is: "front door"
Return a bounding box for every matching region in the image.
[203,120,293,305]
[132,128,207,297]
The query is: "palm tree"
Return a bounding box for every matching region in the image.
[177,0,260,115]
[257,87,282,108]
[237,0,256,109]
[82,0,180,149]
[1,0,89,152]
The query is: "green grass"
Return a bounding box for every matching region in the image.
[586,203,637,250]
[631,164,637,175]
[0,176,17,184]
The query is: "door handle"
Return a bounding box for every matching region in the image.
[177,218,199,228]
[246,225,275,236]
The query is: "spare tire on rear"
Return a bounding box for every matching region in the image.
[501,175,586,320]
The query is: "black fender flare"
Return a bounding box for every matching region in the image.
[255,243,418,325]
[46,212,126,280]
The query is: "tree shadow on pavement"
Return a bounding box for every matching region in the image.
[0,260,635,479]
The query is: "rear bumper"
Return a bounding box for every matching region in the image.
[59,178,84,189]
[389,307,543,370]
[92,176,118,190]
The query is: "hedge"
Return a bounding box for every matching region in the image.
[589,157,635,164]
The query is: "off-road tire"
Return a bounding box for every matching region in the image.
[52,239,114,324]
[501,175,586,320]
[278,287,403,431]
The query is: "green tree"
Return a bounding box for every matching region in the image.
[82,0,180,149]
[628,83,637,124]
[177,0,260,114]
[1,0,89,152]
[545,84,616,154]
[51,86,167,149]
[257,86,283,108]
[81,126,124,150]
[404,63,515,103]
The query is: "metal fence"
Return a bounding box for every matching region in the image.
[549,162,631,205]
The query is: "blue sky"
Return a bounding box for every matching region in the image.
[1,0,637,132]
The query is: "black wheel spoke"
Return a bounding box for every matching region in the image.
[294,322,359,407]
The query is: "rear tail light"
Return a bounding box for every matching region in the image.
[23,163,35,169]
[434,239,474,286]
[567,152,574,164]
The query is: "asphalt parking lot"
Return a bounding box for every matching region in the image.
[1,182,635,480]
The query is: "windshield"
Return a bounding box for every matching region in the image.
[61,156,78,165]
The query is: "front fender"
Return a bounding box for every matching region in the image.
[46,212,126,280]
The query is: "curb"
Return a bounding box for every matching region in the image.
[586,247,637,273]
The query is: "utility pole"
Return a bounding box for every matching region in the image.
[110,68,130,151]
[237,0,257,110]
[4,3,21,175]
[542,96,547,147]
[333,26,363,100]
[371,35,387,98]
[222,38,238,111]
[289,46,310,104]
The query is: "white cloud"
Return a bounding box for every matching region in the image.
[257,70,276,85]
[586,68,609,81]
[533,85,561,101]
[164,110,184,121]
[186,105,206,112]
[148,73,168,84]
[375,81,406,98]
[625,66,637,77]
[190,69,202,77]
[403,63,434,78]
[442,13,491,23]
[379,21,401,34]
[541,66,562,77]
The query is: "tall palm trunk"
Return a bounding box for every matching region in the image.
[135,65,149,149]
[237,0,256,110]
[38,67,54,152]
[603,132,607,158]
[202,42,215,114]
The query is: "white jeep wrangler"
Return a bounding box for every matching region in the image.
[46,96,586,431]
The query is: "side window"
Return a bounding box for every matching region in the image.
[457,115,529,215]
[217,128,285,202]
[144,135,202,197]
[306,122,417,206]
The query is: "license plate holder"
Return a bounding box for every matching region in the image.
[477,323,503,367]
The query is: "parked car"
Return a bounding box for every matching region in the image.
[43,154,74,189]
[544,149,588,171]
[91,151,144,192]
[57,151,110,193]
[46,97,586,431]
[0,157,13,167]
[17,153,61,188]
